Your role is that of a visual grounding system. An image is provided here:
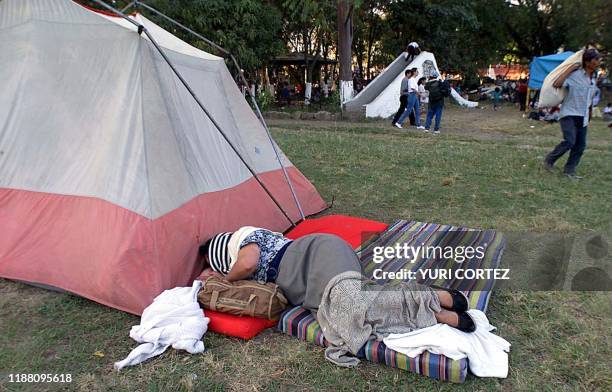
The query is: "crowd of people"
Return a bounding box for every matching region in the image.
[391,67,450,134]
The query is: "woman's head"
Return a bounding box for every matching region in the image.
[418,77,426,85]
[200,232,233,273]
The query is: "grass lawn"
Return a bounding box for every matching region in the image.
[1,105,610,391]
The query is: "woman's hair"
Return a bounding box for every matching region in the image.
[582,48,600,68]
[199,238,212,259]
[418,77,426,85]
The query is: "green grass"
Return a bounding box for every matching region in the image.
[1,106,611,391]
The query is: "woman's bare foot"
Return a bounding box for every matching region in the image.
[435,309,476,332]
[435,290,453,309]
[434,309,459,327]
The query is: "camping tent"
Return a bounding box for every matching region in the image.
[528,51,575,89]
[344,51,478,118]
[0,0,326,314]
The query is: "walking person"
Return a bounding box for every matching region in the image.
[517,80,528,111]
[391,69,413,125]
[544,49,601,179]
[423,71,448,134]
[493,87,502,110]
[395,68,424,129]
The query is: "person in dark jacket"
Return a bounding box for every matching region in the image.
[424,71,447,134]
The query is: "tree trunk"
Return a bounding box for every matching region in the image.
[338,0,354,106]
[366,13,376,81]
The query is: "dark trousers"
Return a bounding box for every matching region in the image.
[392,95,408,124]
[545,116,587,174]
[518,92,526,111]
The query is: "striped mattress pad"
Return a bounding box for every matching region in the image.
[277,220,506,383]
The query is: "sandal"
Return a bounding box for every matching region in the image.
[457,312,476,333]
[430,285,469,313]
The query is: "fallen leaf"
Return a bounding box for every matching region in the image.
[93,351,105,358]
[441,176,456,186]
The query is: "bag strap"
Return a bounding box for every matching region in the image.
[209,291,219,312]
[246,294,257,317]
[268,291,274,319]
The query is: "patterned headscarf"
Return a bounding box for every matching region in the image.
[207,232,233,274]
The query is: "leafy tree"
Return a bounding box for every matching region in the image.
[504,0,610,61]
[353,0,389,80]
[81,0,285,79]
[379,0,509,79]
[279,0,337,92]
[142,0,284,72]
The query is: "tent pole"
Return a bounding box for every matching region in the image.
[134,1,305,221]
[89,0,297,227]
[120,1,136,12]
[525,87,530,112]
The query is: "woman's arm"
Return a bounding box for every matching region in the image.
[553,64,580,88]
[225,243,260,282]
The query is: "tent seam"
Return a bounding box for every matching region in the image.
[138,39,161,270]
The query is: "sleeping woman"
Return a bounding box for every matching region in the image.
[199,226,475,365]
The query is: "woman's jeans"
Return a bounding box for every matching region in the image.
[398,93,420,126]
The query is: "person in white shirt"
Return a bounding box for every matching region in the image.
[395,68,425,129]
[418,77,428,124]
[603,103,612,120]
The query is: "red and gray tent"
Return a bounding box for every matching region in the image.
[0,0,326,314]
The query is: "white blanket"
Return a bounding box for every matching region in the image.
[114,280,210,370]
[383,309,510,378]
[538,50,583,108]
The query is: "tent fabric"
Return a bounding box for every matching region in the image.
[0,0,326,314]
[528,51,575,89]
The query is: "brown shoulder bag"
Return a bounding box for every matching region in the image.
[197,276,289,320]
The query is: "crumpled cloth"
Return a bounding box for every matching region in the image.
[383,309,511,378]
[316,271,441,367]
[114,280,209,370]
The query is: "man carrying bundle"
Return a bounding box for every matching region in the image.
[543,49,601,179]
